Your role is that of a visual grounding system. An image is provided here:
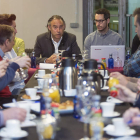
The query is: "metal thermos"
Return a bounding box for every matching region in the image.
[59,58,77,96]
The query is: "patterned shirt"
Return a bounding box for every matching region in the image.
[123,46,140,78]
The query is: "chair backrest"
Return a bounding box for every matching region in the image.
[25,49,33,57]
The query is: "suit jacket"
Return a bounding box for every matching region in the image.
[34,31,82,64]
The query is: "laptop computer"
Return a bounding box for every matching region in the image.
[90,45,125,67]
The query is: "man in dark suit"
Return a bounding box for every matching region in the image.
[34,15,81,64]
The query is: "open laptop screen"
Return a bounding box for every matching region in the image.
[90,45,125,67]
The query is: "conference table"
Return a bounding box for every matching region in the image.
[1,69,140,140]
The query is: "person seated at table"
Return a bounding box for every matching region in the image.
[84,8,124,59]
[0,107,26,127]
[34,15,82,64]
[0,14,25,56]
[0,25,31,106]
[110,72,139,92]
[123,107,140,127]
[124,8,140,78]
[0,14,26,95]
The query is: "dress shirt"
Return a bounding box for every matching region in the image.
[51,35,62,53]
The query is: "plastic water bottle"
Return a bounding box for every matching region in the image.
[108,54,114,69]
[31,51,36,68]
[73,85,81,119]
[126,50,131,60]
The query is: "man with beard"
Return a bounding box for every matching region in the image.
[84,8,124,59]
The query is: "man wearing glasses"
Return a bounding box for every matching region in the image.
[84,8,124,58]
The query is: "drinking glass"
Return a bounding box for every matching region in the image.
[58,50,65,58]
[76,78,95,140]
[43,77,60,103]
[34,114,56,140]
[19,51,29,80]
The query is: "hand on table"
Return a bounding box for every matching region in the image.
[110,72,128,86]
[114,84,136,103]
[45,54,57,64]
[123,107,140,126]
[3,107,27,125]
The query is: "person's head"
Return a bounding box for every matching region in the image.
[47,15,65,42]
[0,25,15,53]
[94,8,110,34]
[133,8,140,40]
[0,14,17,35]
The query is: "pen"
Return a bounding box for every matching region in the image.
[127,114,140,124]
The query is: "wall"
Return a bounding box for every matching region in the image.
[0,0,83,50]
[128,0,140,43]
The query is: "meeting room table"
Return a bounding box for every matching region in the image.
[1,69,140,140]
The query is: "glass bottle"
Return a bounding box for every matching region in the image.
[126,50,131,60]
[108,54,114,69]
[31,51,36,68]
[73,85,82,119]
[101,58,106,69]
[72,54,78,68]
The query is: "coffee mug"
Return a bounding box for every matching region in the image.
[6,120,21,136]
[99,70,109,78]
[100,102,115,117]
[18,103,30,120]
[38,70,45,78]
[25,88,37,99]
[100,79,107,87]
[112,118,129,135]
[37,79,45,89]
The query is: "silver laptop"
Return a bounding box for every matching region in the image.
[90,45,125,67]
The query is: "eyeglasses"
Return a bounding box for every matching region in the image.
[94,19,106,24]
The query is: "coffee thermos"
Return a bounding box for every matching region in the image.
[59,58,77,96]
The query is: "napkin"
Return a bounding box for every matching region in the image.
[39,63,55,69]
[103,124,114,131]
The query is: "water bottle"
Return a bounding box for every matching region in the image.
[126,50,131,60]
[72,54,77,68]
[73,85,81,119]
[108,54,114,69]
[31,51,36,68]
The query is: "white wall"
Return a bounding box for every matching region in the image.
[0,0,83,50]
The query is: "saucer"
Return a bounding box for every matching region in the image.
[0,127,28,138]
[103,111,120,117]
[21,120,36,127]
[21,95,40,101]
[28,114,36,120]
[101,86,109,90]
[34,86,43,93]
[106,97,123,104]
[104,76,109,79]
[106,125,136,136]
